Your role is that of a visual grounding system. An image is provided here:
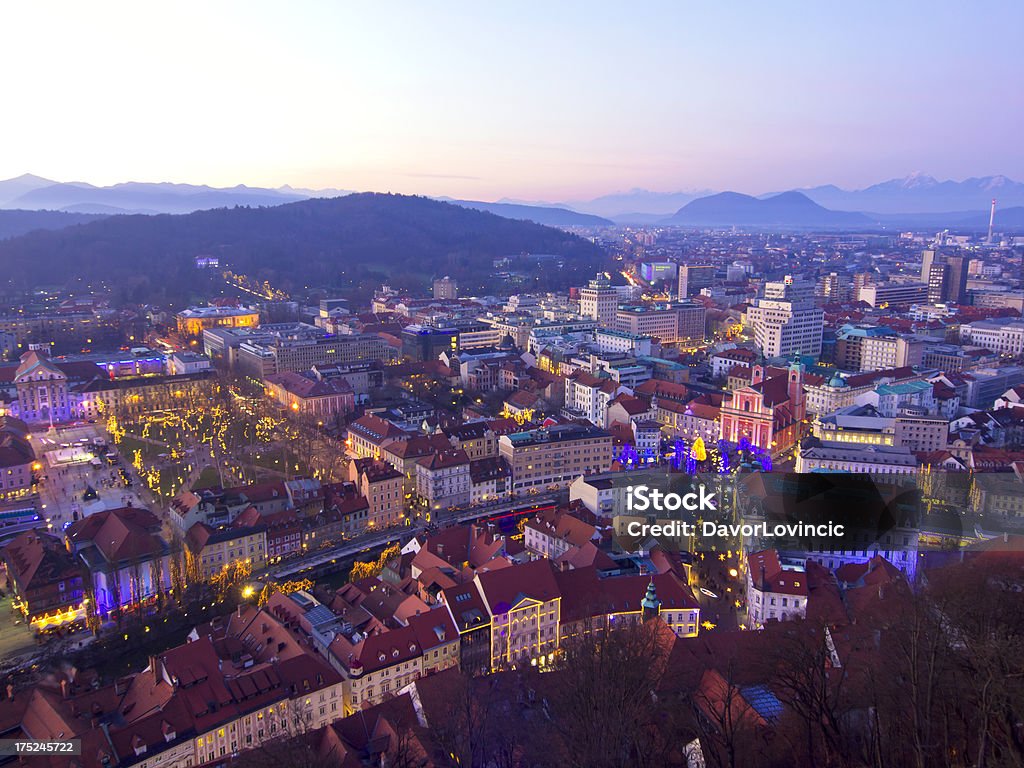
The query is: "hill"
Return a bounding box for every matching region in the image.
[451,200,611,227]
[0,193,605,304]
[664,191,871,228]
[0,209,108,240]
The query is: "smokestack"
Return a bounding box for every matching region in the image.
[988,198,997,244]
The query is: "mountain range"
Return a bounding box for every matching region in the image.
[2,172,1023,230]
[498,175,1024,220]
[785,173,1024,215]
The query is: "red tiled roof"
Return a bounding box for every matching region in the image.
[66,507,164,563]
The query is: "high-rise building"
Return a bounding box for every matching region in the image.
[433,276,458,300]
[579,273,619,329]
[745,297,823,359]
[919,249,938,282]
[944,255,968,304]
[926,263,948,304]
[816,272,850,303]
[763,276,814,302]
[677,265,715,299]
[918,250,967,305]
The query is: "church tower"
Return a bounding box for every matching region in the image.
[641,579,661,622]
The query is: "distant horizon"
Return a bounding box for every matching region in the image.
[2,169,1021,207]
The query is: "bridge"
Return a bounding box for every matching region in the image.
[267,494,559,580]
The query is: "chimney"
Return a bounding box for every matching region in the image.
[60,679,68,699]
[6,684,13,700]
[149,656,160,683]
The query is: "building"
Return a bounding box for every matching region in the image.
[859,379,937,418]
[166,351,212,376]
[893,415,949,453]
[264,370,356,420]
[563,369,625,428]
[468,456,512,504]
[0,417,35,500]
[523,507,597,561]
[835,325,924,372]
[795,441,919,474]
[12,348,72,426]
[678,265,715,299]
[401,324,459,362]
[73,370,217,421]
[348,458,404,527]
[654,395,721,444]
[959,319,1024,357]
[745,297,823,359]
[639,262,677,284]
[0,529,86,630]
[719,363,806,454]
[594,328,653,356]
[921,251,968,304]
[857,282,929,308]
[579,273,619,329]
[433,275,458,300]
[239,331,394,381]
[475,559,561,671]
[556,569,701,641]
[711,348,758,379]
[443,421,499,460]
[416,449,472,510]
[440,580,492,675]
[498,423,613,492]
[806,367,925,417]
[745,550,807,629]
[346,414,409,459]
[185,522,267,580]
[176,304,259,338]
[382,433,455,499]
[65,507,170,619]
[615,303,706,344]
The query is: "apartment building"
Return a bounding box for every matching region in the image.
[416,449,472,509]
[185,522,268,579]
[348,458,405,527]
[498,424,613,492]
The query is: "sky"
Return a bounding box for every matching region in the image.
[2,1,1022,201]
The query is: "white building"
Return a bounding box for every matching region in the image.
[579,274,619,329]
[959,319,1024,357]
[745,550,807,629]
[744,298,823,359]
[795,441,919,474]
[563,370,625,428]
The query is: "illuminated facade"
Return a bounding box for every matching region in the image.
[0,529,86,630]
[175,305,260,338]
[13,349,72,425]
[719,363,806,454]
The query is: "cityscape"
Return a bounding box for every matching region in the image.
[1,3,1023,768]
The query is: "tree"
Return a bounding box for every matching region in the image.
[546,619,675,768]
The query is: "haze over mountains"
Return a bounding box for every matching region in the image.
[1,172,1022,230]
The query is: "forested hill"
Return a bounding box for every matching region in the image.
[0,209,107,239]
[0,193,606,304]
